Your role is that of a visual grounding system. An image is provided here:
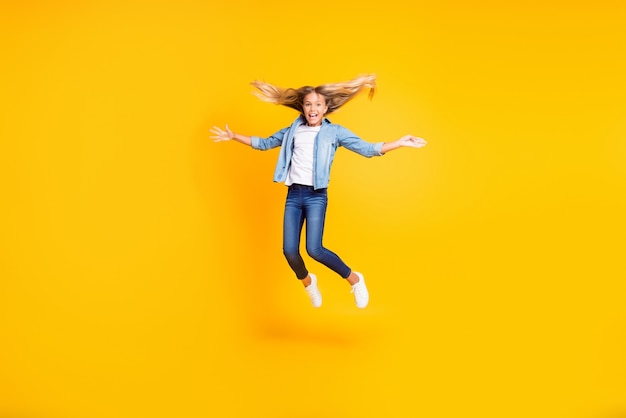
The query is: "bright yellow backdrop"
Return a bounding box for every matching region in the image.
[1,1,625,417]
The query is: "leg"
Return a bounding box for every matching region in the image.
[303,188,351,278]
[304,188,369,308]
[283,188,308,280]
[284,187,322,307]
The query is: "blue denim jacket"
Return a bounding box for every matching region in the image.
[251,115,384,190]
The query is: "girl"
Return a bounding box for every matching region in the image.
[211,74,427,309]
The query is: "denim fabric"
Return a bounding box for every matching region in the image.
[282,184,351,280]
[251,115,384,190]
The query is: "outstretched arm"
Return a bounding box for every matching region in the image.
[211,124,288,151]
[210,125,252,146]
[381,135,427,154]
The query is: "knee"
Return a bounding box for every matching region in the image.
[306,246,324,261]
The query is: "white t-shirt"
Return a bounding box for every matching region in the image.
[285,125,320,186]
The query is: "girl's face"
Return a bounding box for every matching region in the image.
[302,92,328,127]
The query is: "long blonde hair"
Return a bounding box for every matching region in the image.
[250,74,376,115]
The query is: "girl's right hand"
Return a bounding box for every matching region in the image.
[210,125,233,142]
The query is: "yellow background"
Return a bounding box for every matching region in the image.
[1,0,625,417]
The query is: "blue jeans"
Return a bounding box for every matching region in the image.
[283,184,352,280]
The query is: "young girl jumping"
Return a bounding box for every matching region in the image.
[211,74,427,309]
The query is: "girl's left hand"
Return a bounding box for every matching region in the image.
[399,135,427,148]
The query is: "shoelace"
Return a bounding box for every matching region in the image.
[306,285,320,297]
[351,283,364,295]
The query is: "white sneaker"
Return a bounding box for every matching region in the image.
[304,273,322,308]
[350,272,369,309]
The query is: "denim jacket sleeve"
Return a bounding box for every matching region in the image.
[336,125,384,157]
[250,127,289,151]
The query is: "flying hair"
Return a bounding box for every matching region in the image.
[250,74,377,115]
